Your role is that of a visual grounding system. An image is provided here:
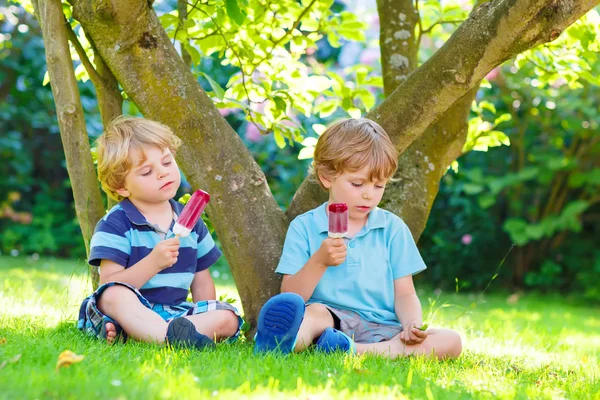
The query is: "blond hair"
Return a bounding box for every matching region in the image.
[95,115,182,201]
[310,118,398,190]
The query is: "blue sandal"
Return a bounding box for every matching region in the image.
[315,327,356,354]
[254,293,305,354]
[166,317,215,350]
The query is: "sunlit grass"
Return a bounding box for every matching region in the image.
[0,255,598,399]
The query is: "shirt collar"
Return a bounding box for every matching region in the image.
[315,202,386,235]
[120,198,181,227]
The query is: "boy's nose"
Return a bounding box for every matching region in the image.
[362,192,370,200]
[157,167,169,178]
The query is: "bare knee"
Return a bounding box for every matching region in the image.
[438,330,462,359]
[97,285,132,315]
[214,311,239,339]
[305,303,333,322]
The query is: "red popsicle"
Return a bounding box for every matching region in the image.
[328,203,348,238]
[173,189,210,237]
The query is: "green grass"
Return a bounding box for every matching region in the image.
[0,255,598,399]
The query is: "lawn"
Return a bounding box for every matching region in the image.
[0,255,598,399]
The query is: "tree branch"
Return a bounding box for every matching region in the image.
[65,19,102,85]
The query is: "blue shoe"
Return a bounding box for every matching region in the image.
[166,317,215,350]
[254,293,305,354]
[315,327,357,354]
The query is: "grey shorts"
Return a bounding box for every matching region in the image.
[324,305,403,344]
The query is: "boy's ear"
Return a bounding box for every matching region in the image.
[318,172,333,189]
[115,187,130,198]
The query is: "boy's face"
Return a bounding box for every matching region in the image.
[116,146,181,206]
[319,165,388,223]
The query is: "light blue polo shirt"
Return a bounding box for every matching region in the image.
[276,202,426,326]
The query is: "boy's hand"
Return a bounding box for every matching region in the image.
[315,237,347,267]
[399,322,428,345]
[150,237,180,270]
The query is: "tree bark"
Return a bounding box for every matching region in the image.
[32,0,106,286]
[69,0,287,331]
[288,0,600,220]
[376,0,478,241]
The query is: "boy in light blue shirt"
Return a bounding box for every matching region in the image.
[255,118,462,359]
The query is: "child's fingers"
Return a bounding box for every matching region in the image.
[411,328,428,339]
[331,238,346,247]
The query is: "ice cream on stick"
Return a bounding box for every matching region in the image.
[328,203,348,238]
[173,189,210,237]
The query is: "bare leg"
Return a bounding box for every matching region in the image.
[185,310,239,342]
[97,285,168,344]
[293,304,335,352]
[355,328,462,359]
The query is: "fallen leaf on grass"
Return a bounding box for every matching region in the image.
[56,350,85,370]
[506,292,521,305]
[0,338,7,345]
[0,354,22,369]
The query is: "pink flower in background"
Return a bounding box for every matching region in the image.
[245,123,263,143]
[485,67,501,82]
[359,48,379,66]
[461,234,473,245]
[219,108,235,117]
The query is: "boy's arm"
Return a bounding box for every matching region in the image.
[99,257,161,288]
[280,237,346,302]
[99,238,180,288]
[190,269,216,302]
[280,259,328,302]
[393,276,423,329]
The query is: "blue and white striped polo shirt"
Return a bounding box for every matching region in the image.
[89,198,221,306]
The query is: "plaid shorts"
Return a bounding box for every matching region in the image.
[324,305,403,344]
[77,281,244,342]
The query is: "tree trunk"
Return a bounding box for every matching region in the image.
[32,0,106,286]
[289,0,600,222]
[376,0,478,241]
[69,0,287,331]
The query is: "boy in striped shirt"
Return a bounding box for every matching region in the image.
[77,116,242,349]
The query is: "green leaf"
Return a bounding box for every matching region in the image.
[199,72,225,100]
[298,147,315,160]
[184,43,201,67]
[312,124,327,135]
[347,108,361,118]
[479,100,496,114]
[478,195,496,209]
[462,183,483,195]
[315,100,338,118]
[225,0,247,26]
[273,130,286,149]
[273,96,287,114]
[493,113,512,127]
